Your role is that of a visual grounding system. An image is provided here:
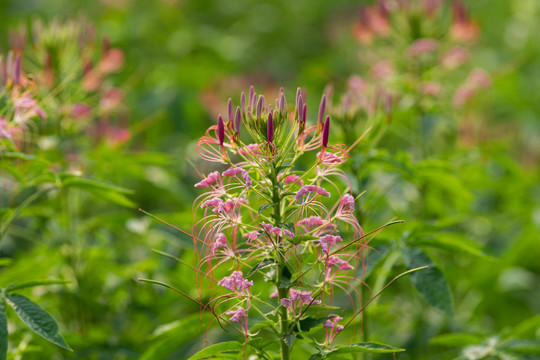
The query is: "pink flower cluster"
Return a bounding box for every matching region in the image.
[212,233,228,252]
[295,185,331,201]
[326,256,353,271]
[280,174,303,187]
[226,306,248,324]
[202,198,225,214]
[218,271,253,293]
[323,314,344,344]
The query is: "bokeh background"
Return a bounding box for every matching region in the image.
[1,0,539,359]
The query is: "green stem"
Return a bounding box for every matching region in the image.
[270,163,290,360]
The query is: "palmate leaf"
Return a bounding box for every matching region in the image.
[0,302,8,360]
[5,294,71,351]
[403,246,454,316]
[186,341,251,360]
[309,342,406,359]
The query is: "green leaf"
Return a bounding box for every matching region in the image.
[186,341,248,360]
[309,342,406,359]
[430,333,484,347]
[6,280,69,293]
[5,294,71,351]
[500,340,540,355]
[247,258,275,276]
[284,333,295,350]
[0,301,8,360]
[60,176,132,194]
[0,259,13,268]
[505,315,540,340]
[407,233,493,260]
[293,317,329,333]
[258,203,273,215]
[363,244,392,279]
[402,246,454,316]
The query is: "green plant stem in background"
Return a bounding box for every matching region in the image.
[271,162,290,360]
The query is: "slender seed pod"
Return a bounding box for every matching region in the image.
[217,114,225,146]
[322,115,330,149]
[279,92,286,115]
[301,103,307,127]
[267,112,273,143]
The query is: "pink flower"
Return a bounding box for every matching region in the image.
[223,167,252,188]
[223,197,247,213]
[318,235,343,255]
[218,271,253,292]
[212,233,228,252]
[339,194,355,213]
[237,143,261,156]
[226,306,248,323]
[244,231,260,242]
[326,256,354,271]
[281,174,303,187]
[269,290,279,299]
[194,171,221,188]
[202,198,225,214]
[71,103,93,119]
[260,222,294,239]
[295,185,331,201]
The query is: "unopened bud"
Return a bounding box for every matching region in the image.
[301,103,307,127]
[240,92,246,112]
[279,92,286,115]
[297,95,303,120]
[234,106,241,134]
[322,116,330,149]
[249,86,255,108]
[227,98,233,123]
[256,95,263,119]
[12,54,21,85]
[217,115,225,145]
[267,112,274,143]
[318,94,326,125]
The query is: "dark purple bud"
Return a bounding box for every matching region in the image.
[217,114,225,145]
[234,106,241,133]
[267,112,274,143]
[296,87,301,106]
[227,98,233,123]
[251,92,257,111]
[12,54,21,85]
[322,115,330,148]
[240,92,246,112]
[301,103,307,126]
[256,95,263,119]
[318,94,326,125]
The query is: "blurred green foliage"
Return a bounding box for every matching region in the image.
[0,0,539,359]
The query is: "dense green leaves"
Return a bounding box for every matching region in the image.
[186,341,248,360]
[0,302,7,360]
[402,246,454,316]
[309,342,406,359]
[5,294,71,351]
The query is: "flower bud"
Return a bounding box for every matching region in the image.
[227,98,233,123]
[249,86,255,109]
[322,115,330,149]
[318,94,326,125]
[217,114,224,145]
[12,53,21,86]
[301,103,307,127]
[234,106,241,134]
[256,95,263,119]
[240,92,246,112]
[297,94,303,120]
[279,91,286,115]
[267,112,273,143]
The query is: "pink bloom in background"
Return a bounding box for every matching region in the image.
[441,46,470,69]
[98,49,125,74]
[467,68,491,89]
[326,256,354,271]
[222,167,252,188]
[194,171,221,188]
[260,222,294,239]
[295,185,331,201]
[71,103,93,119]
[99,87,124,112]
[420,82,442,97]
[218,271,253,292]
[407,38,438,57]
[370,60,394,80]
